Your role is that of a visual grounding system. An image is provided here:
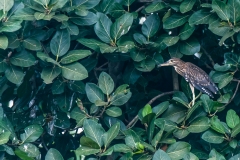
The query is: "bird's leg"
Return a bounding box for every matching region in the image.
[189,84,195,107]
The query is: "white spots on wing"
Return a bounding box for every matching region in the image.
[168,31,172,35]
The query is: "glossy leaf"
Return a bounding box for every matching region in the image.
[98,72,114,95]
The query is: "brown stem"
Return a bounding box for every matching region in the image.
[201,47,215,67]
[135,5,145,12]
[217,81,240,110]
[126,91,177,128]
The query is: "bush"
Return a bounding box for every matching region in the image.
[0,0,240,159]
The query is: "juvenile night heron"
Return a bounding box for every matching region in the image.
[159,58,218,106]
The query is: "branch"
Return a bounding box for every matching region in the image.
[201,47,215,67]
[126,91,176,128]
[217,81,240,110]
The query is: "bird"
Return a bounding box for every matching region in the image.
[158,58,218,106]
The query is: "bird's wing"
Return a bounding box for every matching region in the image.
[184,63,218,96]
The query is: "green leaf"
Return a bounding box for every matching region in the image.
[134,57,155,72]
[73,0,100,9]
[77,38,104,52]
[37,52,60,66]
[229,0,240,24]
[180,0,196,13]
[5,65,24,84]
[212,0,230,21]
[142,14,160,39]
[208,149,226,160]
[179,23,195,40]
[106,107,122,117]
[20,125,43,143]
[70,107,87,127]
[152,101,169,117]
[45,148,64,160]
[41,66,61,84]
[0,131,11,145]
[75,146,100,156]
[189,9,213,26]
[60,50,92,64]
[22,38,41,51]
[124,129,140,149]
[110,85,132,106]
[219,30,235,46]
[163,36,179,47]
[218,73,233,89]
[201,130,225,143]
[116,36,135,53]
[229,139,237,149]
[231,123,240,137]
[113,144,132,153]
[83,119,105,147]
[161,104,186,124]
[80,136,100,149]
[173,128,190,139]
[0,20,22,32]
[179,37,200,55]
[85,83,105,103]
[145,2,166,13]
[34,0,50,6]
[102,122,120,147]
[111,13,133,42]
[0,35,8,49]
[122,0,135,6]
[210,116,225,134]
[70,12,97,26]
[18,143,39,157]
[166,142,191,159]
[163,14,189,29]
[123,63,141,84]
[130,50,145,62]
[142,104,152,117]
[94,13,113,44]
[200,94,213,113]
[10,50,36,67]
[15,149,34,160]
[51,79,65,95]
[61,62,88,80]
[155,118,177,132]
[133,33,147,45]
[229,154,240,160]
[226,109,240,129]
[98,72,114,95]
[0,0,14,13]
[187,116,210,133]
[153,149,171,160]
[151,129,164,147]
[50,29,70,57]
[214,63,231,71]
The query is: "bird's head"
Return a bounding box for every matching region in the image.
[158,58,184,67]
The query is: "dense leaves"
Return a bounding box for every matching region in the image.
[1,0,240,159]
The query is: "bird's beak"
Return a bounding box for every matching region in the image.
[158,62,170,67]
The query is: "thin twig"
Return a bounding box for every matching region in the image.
[95,62,108,71]
[41,134,48,151]
[126,91,177,128]
[217,81,240,110]
[135,5,145,12]
[201,47,215,67]
[148,91,177,105]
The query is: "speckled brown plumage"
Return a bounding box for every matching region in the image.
[159,58,218,98]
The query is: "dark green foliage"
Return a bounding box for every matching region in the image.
[1,0,240,159]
